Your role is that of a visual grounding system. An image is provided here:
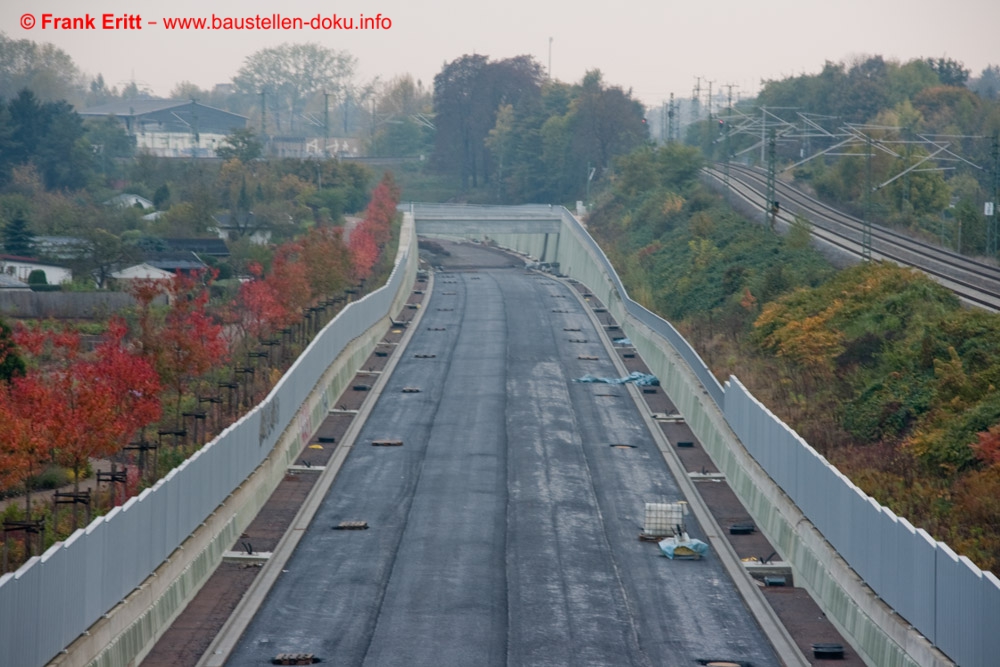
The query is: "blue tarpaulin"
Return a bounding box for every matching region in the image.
[573,371,659,387]
[658,534,709,559]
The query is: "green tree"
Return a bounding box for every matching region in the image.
[4,89,94,190]
[1,202,34,256]
[0,318,24,382]
[570,70,648,172]
[432,54,545,188]
[0,33,83,103]
[216,128,263,162]
[925,57,970,87]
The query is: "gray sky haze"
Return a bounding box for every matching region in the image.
[2,0,998,109]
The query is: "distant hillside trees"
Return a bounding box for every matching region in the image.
[233,43,357,135]
[432,54,648,203]
[0,89,96,190]
[0,32,82,104]
[743,55,1000,254]
[369,75,434,158]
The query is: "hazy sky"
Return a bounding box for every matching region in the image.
[2,0,998,109]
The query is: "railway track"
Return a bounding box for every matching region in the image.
[704,163,1000,311]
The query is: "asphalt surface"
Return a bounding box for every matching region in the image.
[226,242,780,667]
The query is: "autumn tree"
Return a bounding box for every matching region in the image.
[348,173,399,281]
[300,225,351,297]
[0,374,51,520]
[131,272,227,426]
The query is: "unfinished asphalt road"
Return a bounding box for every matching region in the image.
[226,243,780,667]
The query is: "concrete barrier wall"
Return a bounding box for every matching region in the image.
[0,291,167,319]
[0,215,417,667]
[438,206,973,667]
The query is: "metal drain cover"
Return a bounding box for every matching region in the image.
[272,654,319,665]
[372,439,403,446]
[334,521,369,530]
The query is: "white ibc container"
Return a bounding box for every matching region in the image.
[644,501,688,536]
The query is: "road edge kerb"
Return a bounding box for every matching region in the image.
[197,269,434,667]
[563,276,810,667]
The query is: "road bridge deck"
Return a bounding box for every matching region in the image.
[225,242,779,667]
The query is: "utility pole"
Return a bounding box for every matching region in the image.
[766,129,777,230]
[989,133,999,257]
[323,92,330,158]
[707,80,713,120]
[260,90,266,136]
[692,77,701,122]
[660,102,667,144]
[761,106,767,163]
[864,133,873,261]
[548,37,553,80]
[667,93,675,144]
[724,84,735,190]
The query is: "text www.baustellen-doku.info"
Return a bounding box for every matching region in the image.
[18,12,392,31]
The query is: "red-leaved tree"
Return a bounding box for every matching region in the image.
[133,272,228,427]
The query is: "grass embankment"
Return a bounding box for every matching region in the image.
[588,143,1000,573]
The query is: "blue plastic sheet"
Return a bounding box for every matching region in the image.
[658,535,709,559]
[573,371,659,387]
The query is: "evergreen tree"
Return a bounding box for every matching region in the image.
[0,318,25,382]
[1,207,34,257]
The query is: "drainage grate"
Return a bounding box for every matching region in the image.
[811,644,845,659]
[374,351,389,357]
[372,439,403,447]
[642,387,657,394]
[406,304,418,309]
[436,308,454,311]
[442,291,457,295]
[563,327,582,332]
[697,661,753,667]
[427,327,446,331]
[764,576,787,587]
[578,355,599,360]
[415,353,436,359]
[623,352,636,358]
[352,384,371,391]
[610,444,637,449]
[317,436,336,444]
[568,338,588,343]
[729,523,755,535]
[677,441,695,448]
[272,654,319,665]
[333,522,369,532]
[401,387,421,393]
[552,309,571,313]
